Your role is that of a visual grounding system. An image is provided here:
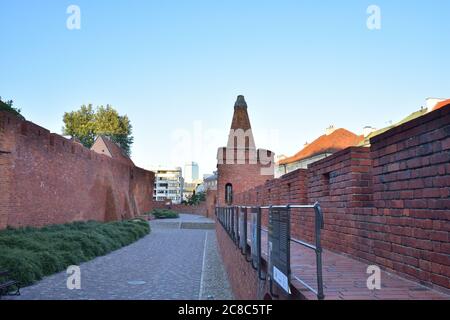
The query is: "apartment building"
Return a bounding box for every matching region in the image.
[149,166,184,204]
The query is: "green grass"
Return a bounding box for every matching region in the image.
[0,219,150,287]
[149,209,180,219]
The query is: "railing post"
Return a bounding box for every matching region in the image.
[232,206,236,242]
[314,202,325,300]
[225,208,228,233]
[217,203,324,299]
[256,206,265,280]
[229,207,231,234]
[235,206,239,247]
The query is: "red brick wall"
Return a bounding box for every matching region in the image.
[370,105,450,288]
[215,212,303,300]
[227,105,450,291]
[0,111,154,229]
[307,147,374,255]
[215,223,267,300]
[205,189,217,218]
[0,113,13,229]
[152,201,208,216]
[217,148,274,207]
[217,163,272,206]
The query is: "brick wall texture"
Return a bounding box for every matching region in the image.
[152,201,208,216]
[0,111,154,229]
[205,189,217,218]
[226,104,450,290]
[216,147,274,207]
[215,223,270,300]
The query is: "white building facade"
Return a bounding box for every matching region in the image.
[150,166,184,204]
[204,172,218,191]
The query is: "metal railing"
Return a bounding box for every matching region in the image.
[216,203,325,300]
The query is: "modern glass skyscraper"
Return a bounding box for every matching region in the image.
[184,162,199,183]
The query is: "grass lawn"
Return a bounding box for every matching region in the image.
[149,209,180,219]
[0,219,150,287]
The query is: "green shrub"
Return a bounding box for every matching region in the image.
[0,219,150,287]
[148,209,179,219]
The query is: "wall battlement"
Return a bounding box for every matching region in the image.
[0,111,132,168]
[216,146,274,165]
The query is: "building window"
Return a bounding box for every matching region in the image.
[225,183,233,205]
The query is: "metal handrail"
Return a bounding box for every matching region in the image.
[216,203,325,300]
[291,237,317,251]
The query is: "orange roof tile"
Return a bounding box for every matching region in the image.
[278,128,364,165]
[433,99,450,111]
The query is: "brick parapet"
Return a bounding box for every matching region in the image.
[229,105,450,290]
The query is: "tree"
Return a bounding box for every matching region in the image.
[62,104,134,155]
[0,97,25,120]
[62,104,96,148]
[187,191,206,205]
[94,105,134,156]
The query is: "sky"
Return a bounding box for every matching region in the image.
[1,0,449,176]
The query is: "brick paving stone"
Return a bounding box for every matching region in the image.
[247,222,450,300]
[289,241,450,300]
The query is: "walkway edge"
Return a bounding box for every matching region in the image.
[198,231,208,300]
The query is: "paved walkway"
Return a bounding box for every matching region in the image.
[255,227,449,300]
[289,243,449,300]
[6,214,233,300]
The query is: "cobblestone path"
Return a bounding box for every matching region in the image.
[6,214,233,300]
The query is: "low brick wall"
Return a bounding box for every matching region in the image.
[152,201,208,216]
[215,222,266,300]
[205,189,217,218]
[215,218,306,300]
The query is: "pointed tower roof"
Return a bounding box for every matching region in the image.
[227,95,256,150]
[230,95,252,131]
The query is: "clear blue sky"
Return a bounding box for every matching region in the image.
[1,0,449,176]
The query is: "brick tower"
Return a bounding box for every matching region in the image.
[216,95,274,206]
